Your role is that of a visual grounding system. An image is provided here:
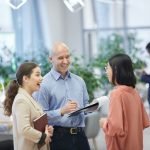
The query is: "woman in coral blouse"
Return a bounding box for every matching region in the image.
[100,53,150,150]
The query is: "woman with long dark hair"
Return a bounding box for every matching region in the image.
[4,62,53,150]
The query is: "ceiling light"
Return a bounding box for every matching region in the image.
[63,0,84,12]
[6,0,27,9]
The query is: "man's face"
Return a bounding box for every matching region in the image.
[50,47,71,76]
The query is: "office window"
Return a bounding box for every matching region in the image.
[82,0,150,61]
[0,0,14,65]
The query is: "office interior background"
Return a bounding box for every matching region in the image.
[0,0,150,149]
[0,0,150,64]
[0,0,150,98]
[1,0,150,99]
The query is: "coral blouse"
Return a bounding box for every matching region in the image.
[103,85,150,150]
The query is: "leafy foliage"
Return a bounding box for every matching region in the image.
[0,33,145,102]
[70,57,101,101]
[33,49,52,76]
[92,33,145,93]
[93,33,145,69]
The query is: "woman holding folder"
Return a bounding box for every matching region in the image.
[4,62,53,150]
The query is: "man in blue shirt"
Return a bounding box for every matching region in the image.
[34,42,90,150]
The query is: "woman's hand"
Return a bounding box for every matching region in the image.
[99,117,107,128]
[44,125,53,144]
[47,125,53,136]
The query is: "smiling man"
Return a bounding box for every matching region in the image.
[33,42,90,150]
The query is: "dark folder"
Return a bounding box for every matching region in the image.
[68,102,99,117]
[33,113,48,132]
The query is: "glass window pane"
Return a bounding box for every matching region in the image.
[0,33,15,65]
[94,0,124,28]
[127,0,150,26]
[0,1,13,32]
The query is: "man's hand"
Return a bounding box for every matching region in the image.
[60,100,78,115]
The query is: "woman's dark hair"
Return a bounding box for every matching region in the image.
[108,53,136,88]
[146,42,150,54]
[4,62,38,116]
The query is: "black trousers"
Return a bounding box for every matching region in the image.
[50,126,90,150]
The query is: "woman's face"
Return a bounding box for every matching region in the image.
[105,63,113,83]
[24,66,43,94]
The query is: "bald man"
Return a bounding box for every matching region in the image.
[33,42,90,150]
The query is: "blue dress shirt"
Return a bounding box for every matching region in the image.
[141,74,150,103]
[33,68,89,127]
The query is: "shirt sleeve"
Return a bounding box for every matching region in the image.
[140,101,150,128]
[82,79,89,107]
[141,74,150,83]
[103,92,127,136]
[33,86,61,118]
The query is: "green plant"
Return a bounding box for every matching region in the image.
[0,52,23,89]
[127,32,145,69]
[71,57,101,101]
[33,49,52,76]
[96,33,125,65]
[0,64,15,87]
[0,34,144,102]
[92,33,145,93]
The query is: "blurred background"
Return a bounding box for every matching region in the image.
[1,0,150,99]
[0,0,150,149]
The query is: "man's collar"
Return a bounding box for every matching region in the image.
[51,67,71,80]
